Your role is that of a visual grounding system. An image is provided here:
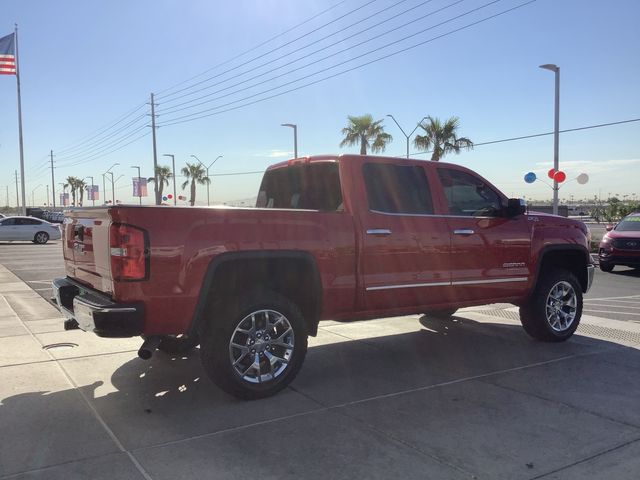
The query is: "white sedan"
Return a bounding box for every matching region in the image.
[0,216,62,244]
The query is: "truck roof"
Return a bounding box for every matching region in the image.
[265,154,460,171]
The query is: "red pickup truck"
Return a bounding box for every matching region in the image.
[53,154,594,399]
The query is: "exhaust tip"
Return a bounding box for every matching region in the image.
[138,348,153,360]
[137,336,162,360]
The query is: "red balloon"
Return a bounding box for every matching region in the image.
[553,171,566,183]
[167,194,173,199]
[547,168,556,179]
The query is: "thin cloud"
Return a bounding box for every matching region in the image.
[252,149,292,158]
[531,158,640,175]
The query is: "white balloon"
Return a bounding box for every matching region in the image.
[576,173,589,185]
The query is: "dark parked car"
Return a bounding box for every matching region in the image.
[599,213,640,272]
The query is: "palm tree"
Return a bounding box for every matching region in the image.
[66,176,79,205]
[76,179,86,206]
[413,116,473,161]
[181,162,209,206]
[147,165,173,199]
[339,114,392,155]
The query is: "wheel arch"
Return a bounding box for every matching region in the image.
[187,250,323,338]
[531,245,591,294]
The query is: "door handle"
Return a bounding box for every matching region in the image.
[366,229,392,236]
[453,229,475,235]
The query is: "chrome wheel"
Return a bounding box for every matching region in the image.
[34,232,49,244]
[228,309,294,384]
[545,281,578,332]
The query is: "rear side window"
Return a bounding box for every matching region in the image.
[363,163,433,214]
[16,218,41,225]
[256,162,343,211]
[437,168,503,217]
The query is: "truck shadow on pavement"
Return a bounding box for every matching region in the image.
[2,317,640,478]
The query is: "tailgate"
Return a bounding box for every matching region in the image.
[63,208,114,294]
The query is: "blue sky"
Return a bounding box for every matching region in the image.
[1,0,639,206]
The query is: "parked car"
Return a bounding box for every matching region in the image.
[0,216,61,244]
[598,212,640,271]
[53,154,594,399]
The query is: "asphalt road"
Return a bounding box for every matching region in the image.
[1,239,639,323]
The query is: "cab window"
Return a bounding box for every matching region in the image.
[363,163,433,214]
[257,162,343,211]
[438,168,503,217]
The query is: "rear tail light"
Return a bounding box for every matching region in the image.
[109,223,149,281]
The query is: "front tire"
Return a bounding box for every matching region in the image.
[200,290,308,400]
[34,232,49,244]
[519,268,583,342]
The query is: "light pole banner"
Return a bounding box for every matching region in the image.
[132,177,148,197]
[86,185,99,200]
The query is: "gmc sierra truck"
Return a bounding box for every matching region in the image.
[53,154,595,399]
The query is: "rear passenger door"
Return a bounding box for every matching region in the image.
[358,161,451,311]
[437,167,531,303]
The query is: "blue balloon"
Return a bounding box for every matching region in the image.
[524,172,537,184]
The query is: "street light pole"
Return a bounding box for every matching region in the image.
[105,162,119,206]
[540,64,560,215]
[163,154,177,206]
[386,115,427,158]
[31,184,42,208]
[131,166,142,205]
[84,176,95,207]
[281,123,298,159]
[190,154,222,206]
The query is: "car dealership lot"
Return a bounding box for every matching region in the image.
[1,242,640,479]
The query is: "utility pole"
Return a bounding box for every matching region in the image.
[150,93,159,205]
[46,184,49,206]
[50,150,56,209]
[102,174,106,205]
[14,170,19,209]
[5,185,8,208]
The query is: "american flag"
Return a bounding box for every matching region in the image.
[0,33,16,75]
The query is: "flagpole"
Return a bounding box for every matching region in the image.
[14,24,26,215]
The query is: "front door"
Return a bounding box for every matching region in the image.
[357,161,451,311]
[436,167,532,303]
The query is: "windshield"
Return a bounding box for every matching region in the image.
[615,216,640,231]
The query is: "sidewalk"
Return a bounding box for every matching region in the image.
[1,263,639,480]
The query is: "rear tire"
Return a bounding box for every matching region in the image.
[424,308,458,318]
[34,232,49,244]
[200,290,308,400]
[519,268,583,342]
[599,262,614,272]
[157,335,199,355]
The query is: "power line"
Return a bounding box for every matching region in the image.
[55,102,147,155]
[55,114,148,162]
[157,0,420,109]
[157,0,380,100]
[408,117,640,156]
[58,130,151,169]
[155,0,349,96]
[158,0,534,127]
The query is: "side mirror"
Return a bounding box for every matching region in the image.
[505,198,526,217]
[605,225,613,231]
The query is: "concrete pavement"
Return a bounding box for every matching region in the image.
[1,262,640,479]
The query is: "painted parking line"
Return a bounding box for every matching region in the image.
[584,303,640,310]
[582,309,640,316]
